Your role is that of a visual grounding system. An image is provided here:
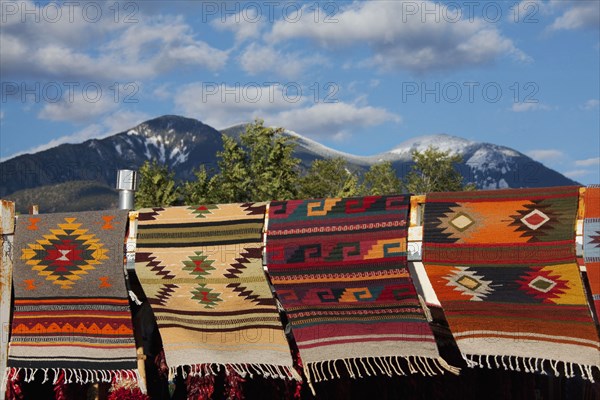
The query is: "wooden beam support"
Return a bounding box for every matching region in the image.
[408,195,426,261]
[577,187,586,262]
[126,211,147,394]
[0,201,15,400]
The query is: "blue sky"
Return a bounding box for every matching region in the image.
[1,0,598,183]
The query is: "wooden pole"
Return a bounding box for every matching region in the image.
[28,205,39,216]
[576,187,586,261]
[406,195,441,317]
[408,195,426,261]
[0,201,15,400]
[576,187,598,326]
[126,211,147,394]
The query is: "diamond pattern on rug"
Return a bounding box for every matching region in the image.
[8,210,138,381]
[423,186,600,379]
[443,267,494,301]
[588,231,600,249]
[267,195,455,384]
[520,209,550,231]
[507,199,567,242]
[183,251,222,308]
[528,276,556,293]
[22,217,108,290]
[135,203,296,379]
[517,267,570,303]
[449,212,476,232]
[188,204,219,218]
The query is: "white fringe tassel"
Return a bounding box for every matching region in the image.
[1,367,11,397]
[128,290,143,305]
[168,362,302,383]
[462,354,598,383]
[303,355,460,392]
[0,367,142,387]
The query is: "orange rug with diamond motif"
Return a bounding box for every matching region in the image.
[422,186,600,381]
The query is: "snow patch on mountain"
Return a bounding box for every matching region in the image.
[467,148,501,170]
[0,115,578,204]
[500,148,520,157]
[388,134,474,157]
[170,146,189,165]
[284,129,373,166]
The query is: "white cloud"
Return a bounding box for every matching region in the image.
[0,111,4,120]
[211,8,264,43]
[37,95,119,122]
[551,2,600,31]
[175,82,399,138]
[1,5,228,83]
[152,84,172,101]
[511,102,553,112]
[564,169,592,179]
[102,14,229,74]
[2,110,150,160]
[369,79,381,88]
[558,156,600,183]
[575,157,600,167]
[238,43,328,79]
[267,102,401,138]
[1,5,229,125]
[509,0,558,23]
[266,1,528,73]
[581,99,600,110]
[102,110,152,135]
[175,82,300,128]
[6,124,104,159]
[526,149,565,162]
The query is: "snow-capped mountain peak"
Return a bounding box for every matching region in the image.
[283,129,373,166]
[388,134,475,157]
[0,116,578,208]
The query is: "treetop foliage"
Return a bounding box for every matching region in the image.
[135,122,474,208]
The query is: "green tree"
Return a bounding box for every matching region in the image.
[299,157,359,198]
[210,119,300,203]
[135,160,179,208]
[360,161,402,195]
[403,146,475,194]
[182,166,217,205]
[241,120,300,201]
[211,135,251,203]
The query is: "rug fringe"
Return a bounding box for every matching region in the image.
[1,366,12,396]
[134,368,147,394]
[169,363,301,382]
[463,354,598,382]
[437,357,461,375]
[418,294,433,322]
[304,355,460,387]
[1,367,141,386]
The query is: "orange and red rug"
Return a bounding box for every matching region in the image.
[422,186,600,380]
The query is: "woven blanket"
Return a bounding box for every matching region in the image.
[134,203,298,381]
[4,210,138,387]
[582,185,600,320]
[266,196,457,390]
[422,186,600,380]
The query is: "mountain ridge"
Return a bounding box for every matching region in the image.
[0,115,578,212]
